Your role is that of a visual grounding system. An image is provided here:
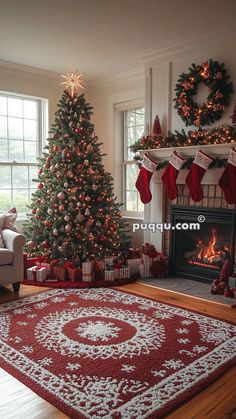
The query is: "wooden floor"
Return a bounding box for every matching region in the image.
[0,282,235,419]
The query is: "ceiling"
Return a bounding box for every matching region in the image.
[0,0,236,82]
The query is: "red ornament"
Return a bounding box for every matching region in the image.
[37,183,43,189]
[75,127,82,134]
[100,235,106,242]
[53,145,58,152]
[41,240,49,249]
[27,240,35,249]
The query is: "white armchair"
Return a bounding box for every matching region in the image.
[0,229,26,293]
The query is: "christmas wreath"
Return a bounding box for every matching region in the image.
[174,59,233,127]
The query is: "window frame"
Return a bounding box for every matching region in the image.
[114,99,145,219]
[0,90,48,219]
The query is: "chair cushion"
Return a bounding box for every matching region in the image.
[0,249,13,265]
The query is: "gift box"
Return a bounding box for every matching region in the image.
[228,277,236,288]
[128,247,141,259]
[82,272,95,282]
[127,258,142,275]
[139,262,150,278]
[114,268,121,279]
[150,257,168,278]
[121,267,130,279]
[39,262,51,274]
[50,259,58,271]
[139,264,145,278]
[67,267,82,281]
[24,254,40,279]
[94,260,105,280]
[53,265,67,281]
[105,269,115,281]
[82,261,94,282]
[36,267,48,282]
[27,266,37,281]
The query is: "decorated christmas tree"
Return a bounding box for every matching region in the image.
[24,71,130,266]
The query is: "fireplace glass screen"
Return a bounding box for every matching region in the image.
[170,206,235,283]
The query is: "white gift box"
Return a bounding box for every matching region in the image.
[127,258,142,275]
[105,270,115,281]
[82,272,95,282]
[36,267,48,282]
[122,267,130,279]
[27,266,37,281]
[82,260,94,272]
[139,263,150,278]
[114,268,121,279]
[82,260,95,282]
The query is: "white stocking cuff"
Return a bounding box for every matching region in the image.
[142,154,158,173]
[193,150,213,170]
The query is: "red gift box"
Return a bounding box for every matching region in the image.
[67,267,82,281]
[53,265,67,281]
[128,247,141,258]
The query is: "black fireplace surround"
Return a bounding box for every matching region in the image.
[170,205,236,283]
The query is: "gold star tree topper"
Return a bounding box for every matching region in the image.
[61,70,84,97]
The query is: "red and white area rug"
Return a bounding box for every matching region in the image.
[0,288,235,418]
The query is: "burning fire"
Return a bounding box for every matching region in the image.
[188,226,229,269]
[197,227,217,263]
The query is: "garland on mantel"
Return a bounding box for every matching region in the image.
[130,124,236,168]
[156,157,227,171]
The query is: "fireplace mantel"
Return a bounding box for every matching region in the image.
[138,142,236,161]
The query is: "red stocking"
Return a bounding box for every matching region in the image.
[218,147,236,204]
[135,154,157,204]
[186,150,213,202]
[162,151,185,200]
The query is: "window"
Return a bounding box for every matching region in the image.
[123,107,145,215]
[0,92,47,217]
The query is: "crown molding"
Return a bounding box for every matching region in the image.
[139,25,236,64]
[86,66,145,90]
[0,59,60,81]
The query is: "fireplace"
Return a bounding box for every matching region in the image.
[170,205,236,283]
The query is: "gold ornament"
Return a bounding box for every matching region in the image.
[61,70,84,97]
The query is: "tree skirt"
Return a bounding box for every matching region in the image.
[21,276,137,288]
[0,288,235,418]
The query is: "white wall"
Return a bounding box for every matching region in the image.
[0,60,63,128]
[87,74,145,176]
[145,29,236,134]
